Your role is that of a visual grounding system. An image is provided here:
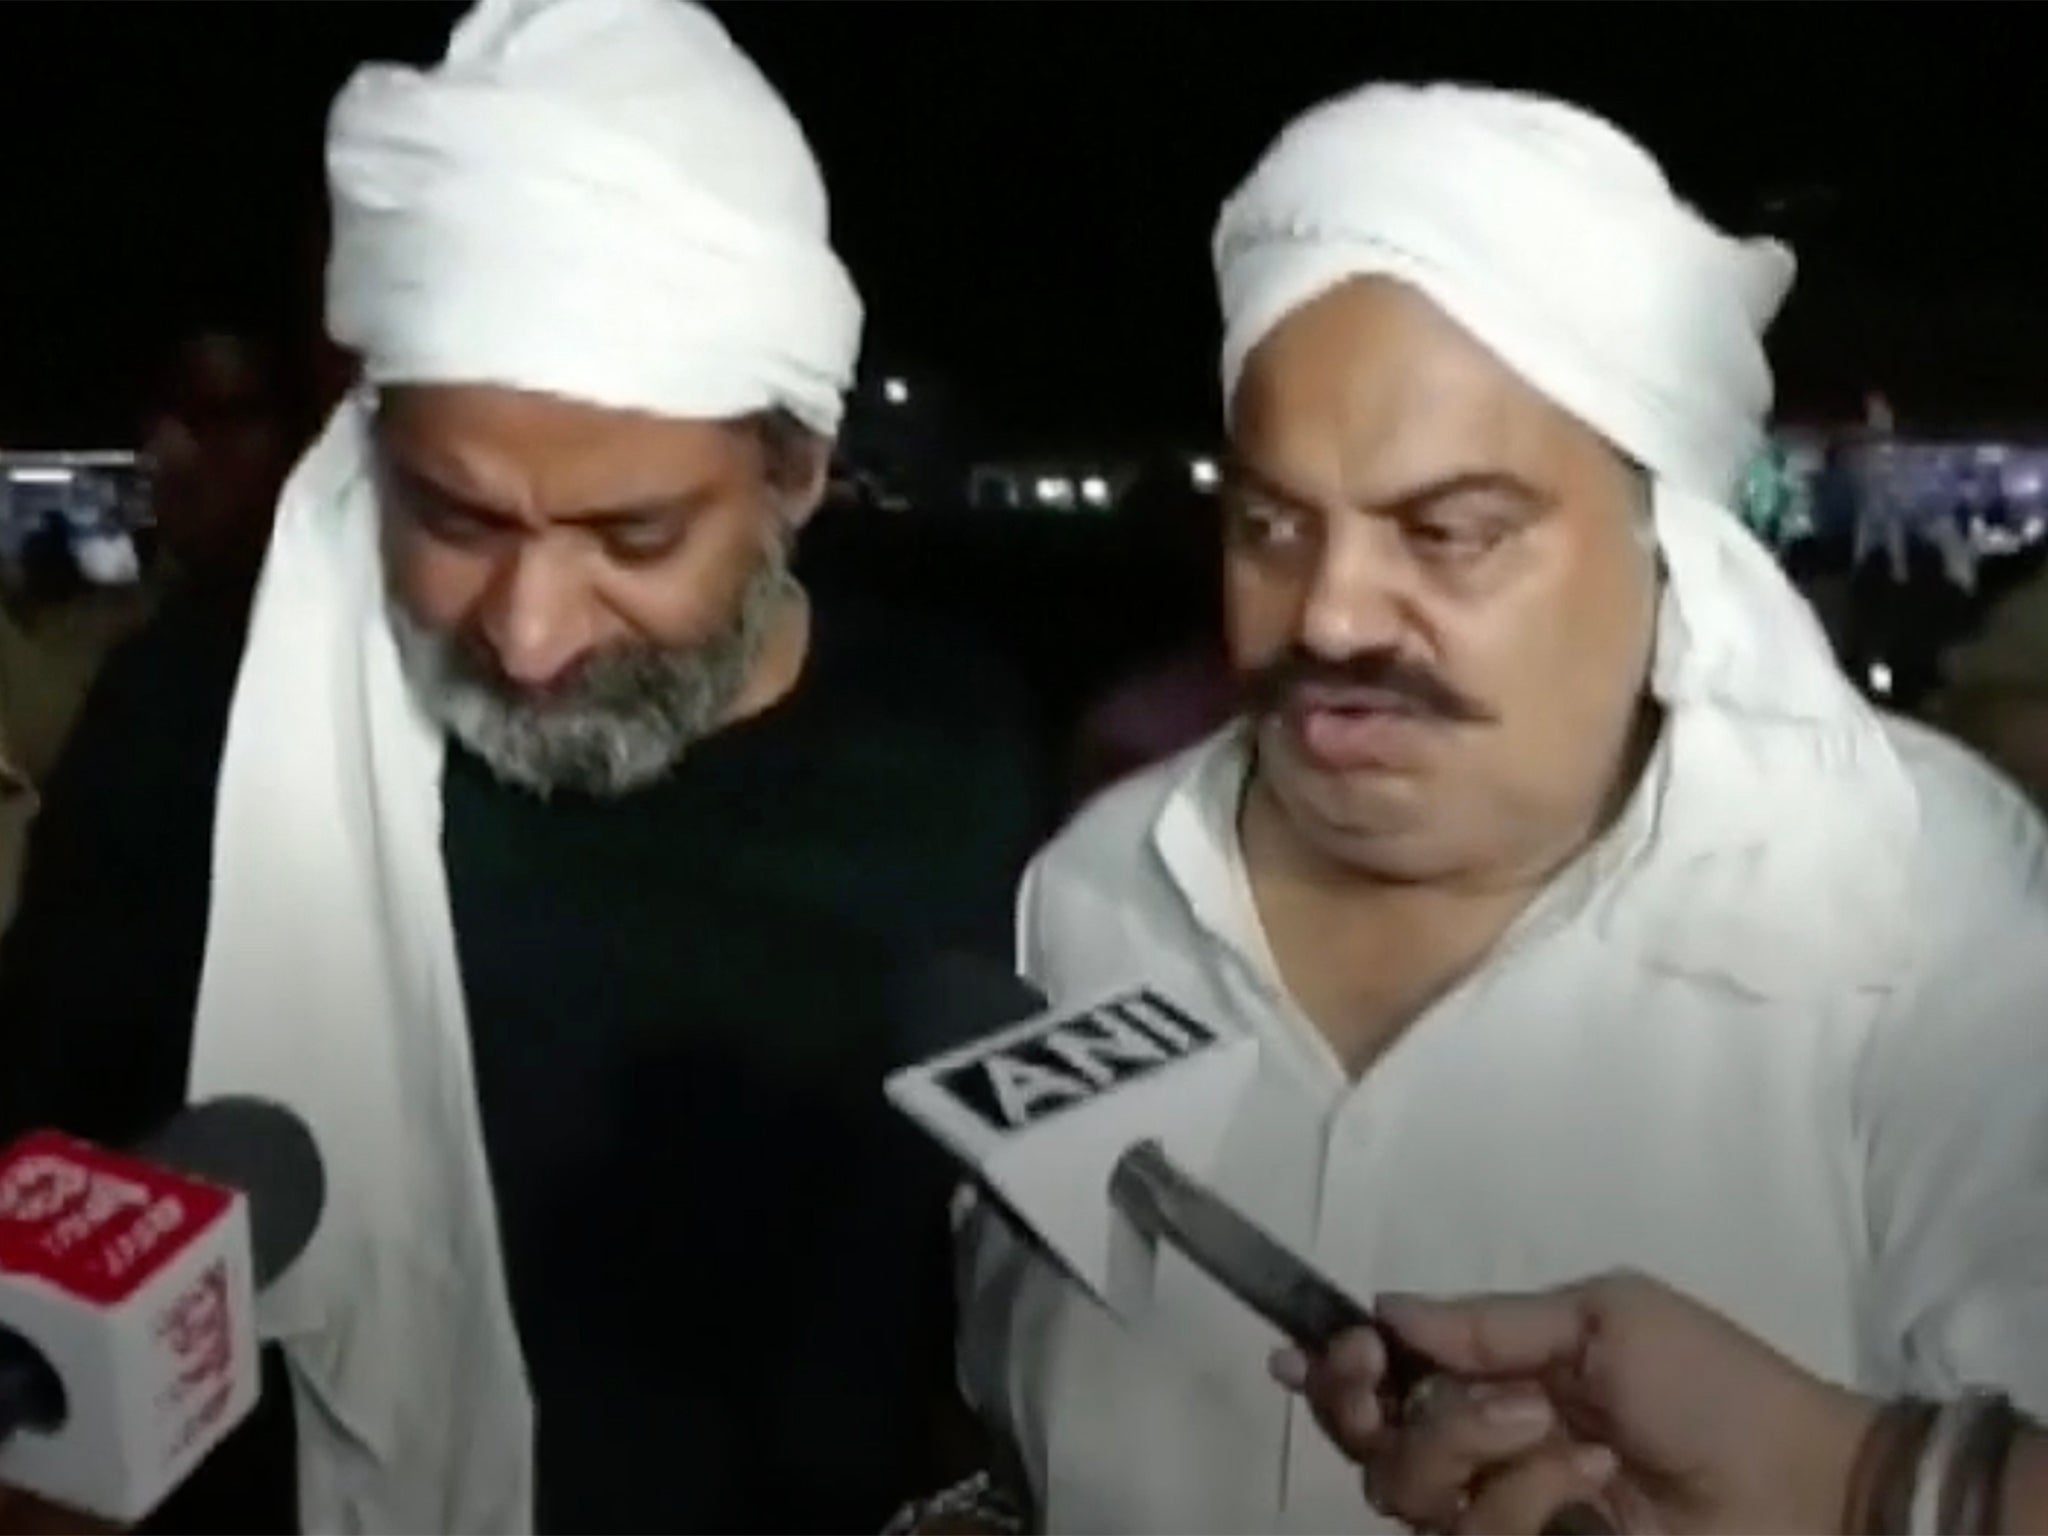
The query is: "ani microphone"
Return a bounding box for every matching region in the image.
[886,955,1612,1536]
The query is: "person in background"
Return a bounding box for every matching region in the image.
[1,500,153,735]
[14,516,89,612]
[1068,465,1234,807]
[0,506,149,904]
[1279,1270,2048,1534]
[5,319,294,737]
[1069,640,1236,806]
[1927,557,2048,806]
[0,0,1036,1530]
[1780,521,1857,667]
[0,324,302,938]
[141,323,302,605]
[0,600,67,933]
[956,82,2048,1534]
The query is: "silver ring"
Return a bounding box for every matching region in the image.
[1401,1372,1455,1426]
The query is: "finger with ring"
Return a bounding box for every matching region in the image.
[1363,1381,1558,1532]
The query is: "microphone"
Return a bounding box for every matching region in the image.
[885,957,1262,1324]
[0,1096,324,1523]
[887,956,1613,1536]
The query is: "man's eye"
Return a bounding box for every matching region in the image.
[1228,499,1310,551]
[413,499,501,546]
[598,520,682,563]
[1407,515,1508,563]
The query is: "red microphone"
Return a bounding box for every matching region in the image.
[0,1099,323,1524]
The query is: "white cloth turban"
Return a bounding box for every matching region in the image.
[326,0,862,434]
[1216,83,1789,504]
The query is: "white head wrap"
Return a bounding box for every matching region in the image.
[327,0,861,432]
[1218,87,1788,500]
[187,6,855,1530]
[1213,83,1917,994]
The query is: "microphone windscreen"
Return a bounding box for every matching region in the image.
[134,1097,326,1288]
[890,951,1048,1064]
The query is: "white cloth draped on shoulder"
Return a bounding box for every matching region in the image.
[184,0,862,1528]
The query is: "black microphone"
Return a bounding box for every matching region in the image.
[130,1097,326,1289]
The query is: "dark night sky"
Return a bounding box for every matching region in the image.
[2,2,2044,449]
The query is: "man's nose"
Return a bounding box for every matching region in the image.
[476,544,597,689]
[1298,519,1409,659]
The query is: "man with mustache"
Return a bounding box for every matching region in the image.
[956,83,2048,1533]
[0,1,1036,1530]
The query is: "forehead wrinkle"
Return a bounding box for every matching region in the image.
[1244,368,1553,518]
[1247,284,1617,518]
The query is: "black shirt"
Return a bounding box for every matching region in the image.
[0,588,1043,1532]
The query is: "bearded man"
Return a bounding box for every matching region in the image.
[957,83,2048,1533]
[0,1,1037,1531]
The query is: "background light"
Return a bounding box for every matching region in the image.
[1080,475,1110,507]
[1034,475,1074,507]
[1867,661,1893,697]
[1189,457,1219,491]
[882,377,910,405]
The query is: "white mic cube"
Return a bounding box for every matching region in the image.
[0,1130,261,1523]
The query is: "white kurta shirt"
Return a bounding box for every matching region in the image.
[958,714,2048,1534]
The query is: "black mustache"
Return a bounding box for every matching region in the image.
[1243,647,1495,725]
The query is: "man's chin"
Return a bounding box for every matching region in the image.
[438,702,692,800]
[1256,739,1448,865]
[1280,814,1460,884]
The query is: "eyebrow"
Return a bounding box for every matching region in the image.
[1223,458,1553,520]
[384,456,718,527]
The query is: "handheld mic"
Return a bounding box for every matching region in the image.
[889,960,1421,1365]
[888,956,1613,1536]
[0,1096,324,1523]
[886,958,1260,1319]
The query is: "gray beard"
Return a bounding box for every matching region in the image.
[387,547,795,799]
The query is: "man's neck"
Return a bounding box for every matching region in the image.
[722,583,813,729]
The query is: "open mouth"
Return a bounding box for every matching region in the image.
[1290,683,1429,718]
[1283,688,1434,769]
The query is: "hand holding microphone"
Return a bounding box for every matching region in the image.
[1115,1136,1611,1536]
[1272,1326,1621,1535]
[1271,1269,1880,1536]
